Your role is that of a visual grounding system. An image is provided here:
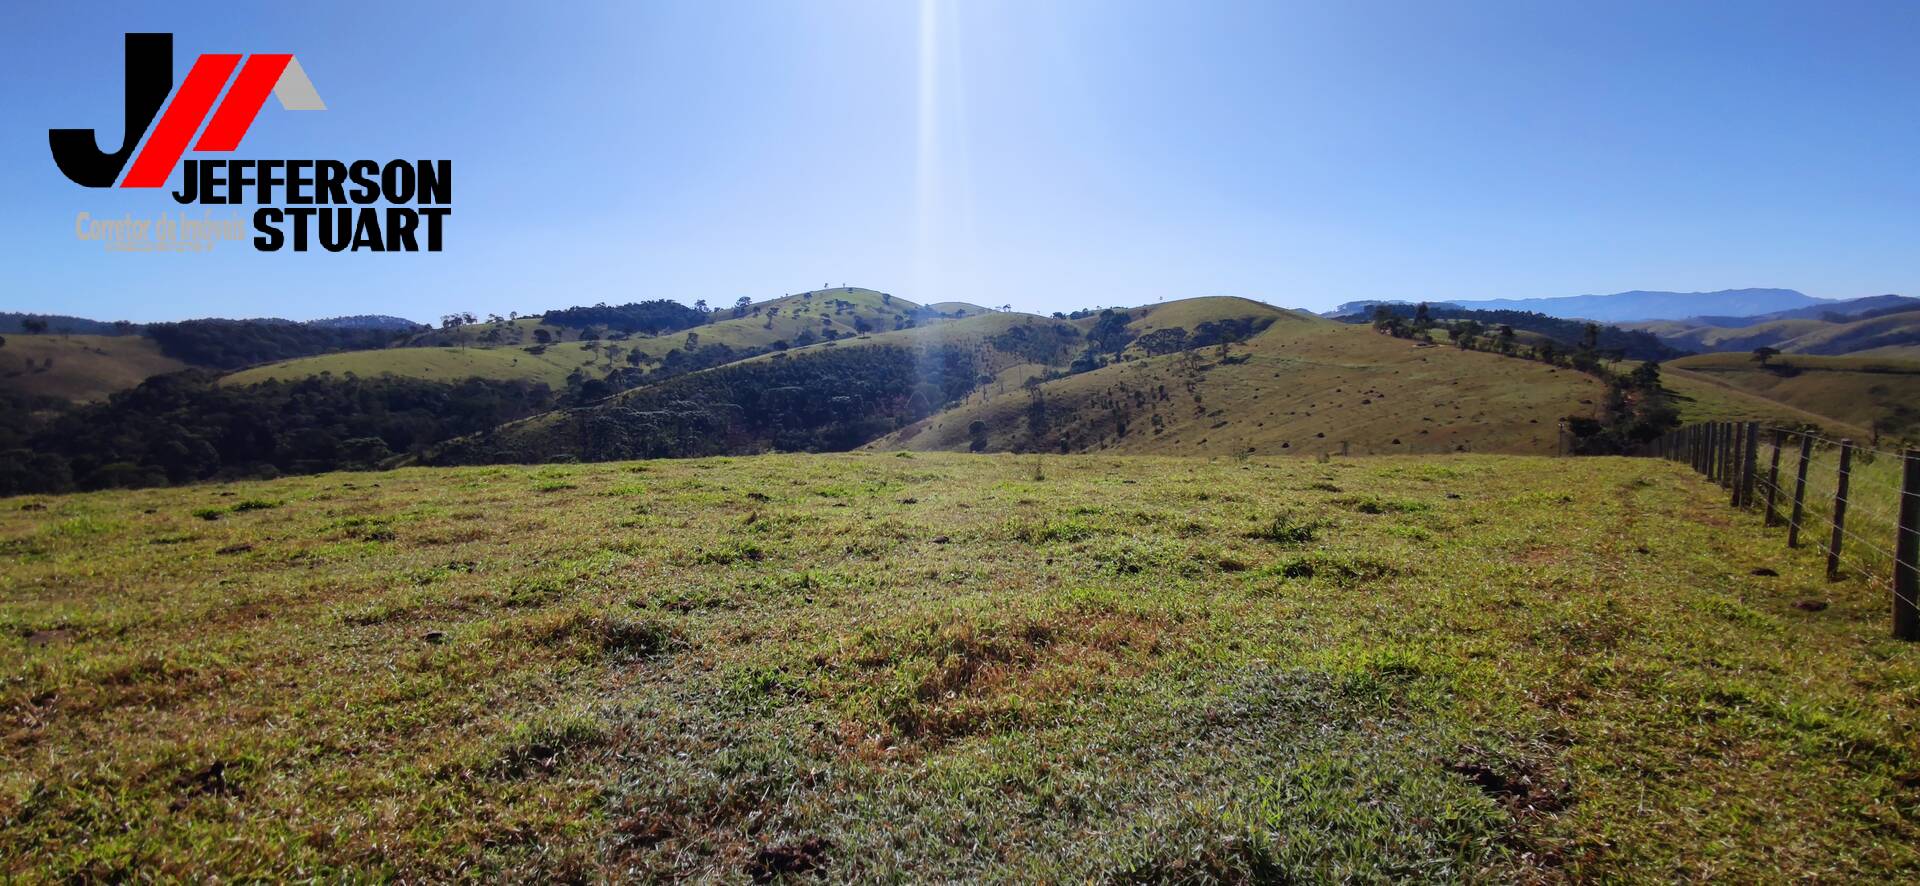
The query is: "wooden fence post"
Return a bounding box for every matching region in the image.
[1735,420,1751,503]
[1739,422,1758,509]
[1729,422,1742,490]
[1722,422,1737,490]
[1764,428,1784,526]
[1712,418,1728,476]
[1788,434,1812,548]
[1895,448,1919,641]
[1827,440,1853,581]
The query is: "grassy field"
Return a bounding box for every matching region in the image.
[222,342,612,388]
[1663,353,1920,441]
[1629,308,1920,357]
[888,320,1601,456]
[246,289,933,387]
[5,453,1918,880]
[0,335,188,402]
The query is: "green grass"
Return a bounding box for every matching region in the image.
[4,453,1918,879]
[221,342,614,387]
[230,288,931,387]
[888,320,1601,456]
[1664,353,1920,441]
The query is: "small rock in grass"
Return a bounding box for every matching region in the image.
[1751,567,1779,577]
[423,630,448,644]
[932,535,950,544]
[1794,600,1829,612]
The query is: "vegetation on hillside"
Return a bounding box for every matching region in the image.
[890,315,1598,457]
[1351,303,1683,361]
[0,373,558,495]
[429,343,981,464]
[143,319,414,370]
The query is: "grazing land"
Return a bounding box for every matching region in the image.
[222,342,612,388]
[886,319,1600,456]
[1664,353,1920,440]
[4,453,1916,880]
[0,335,188,402]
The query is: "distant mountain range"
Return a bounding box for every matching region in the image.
[1327,289,1912,324]
[1,312,423,334]
[1445,289,1822,322]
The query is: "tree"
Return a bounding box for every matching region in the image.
[1413,302,1432,331]
[21,318,48,335]
[1751,346,1780,366]
[734,296,753,318]
[967,420,989,452]
[534,328,552,344]
[694,299,709,314]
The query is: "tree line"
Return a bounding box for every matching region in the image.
[429,343,981,465]
[0,373,558,495]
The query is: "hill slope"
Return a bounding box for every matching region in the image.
[0,335,189,402]
[881,317,1601,456]
[1662,353,1920,440]
[1628,307,1920,357]
[263,288,930,387]
[222,342,613,388]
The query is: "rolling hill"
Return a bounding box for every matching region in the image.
[1630,308,1920,357]
[1660,352,1920,440]
[221,341,615,388]
[276,288,934,385]
[881,313,1600,457]
[0,334,189,402]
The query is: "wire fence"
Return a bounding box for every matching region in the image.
[1647,422,1920,640]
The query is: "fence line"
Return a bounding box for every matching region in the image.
[1647,421,1920,641]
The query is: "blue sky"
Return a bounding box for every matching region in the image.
[4,0,1918,322]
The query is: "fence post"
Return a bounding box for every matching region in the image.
[1728,418,1743,484]
[1894,448,1919,641]
[1788,434,1812,548]
[1712,418,1728,476]
[1739,422,1759,509]
[1827,440,1853,580]
[1728,422,1742,491]
[1764,428,1784,526]
[1729,423,1746,504]
[1728,418,1743,486]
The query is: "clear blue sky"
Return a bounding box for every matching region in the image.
[4,0,1918,322]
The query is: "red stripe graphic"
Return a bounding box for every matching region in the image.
[120,53,241,188]
[194,54,291,152]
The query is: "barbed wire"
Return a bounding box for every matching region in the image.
[1658,426,1917,614]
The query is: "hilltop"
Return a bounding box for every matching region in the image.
[882,312,1598,457]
